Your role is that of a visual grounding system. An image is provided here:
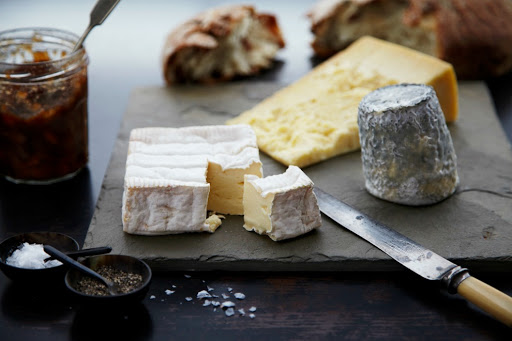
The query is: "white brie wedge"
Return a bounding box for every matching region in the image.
[122,125,262,235]
[243,166,322,241]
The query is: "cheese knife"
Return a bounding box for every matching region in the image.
[314,187,512,327]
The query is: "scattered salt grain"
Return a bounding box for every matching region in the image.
[150,295,156,300]
[211,301,220,307]
[6,242,62,269]
[227,287,233,292]
[249,314,256,319]
[221,301,235,309]
[238,308,245,316]
[221,293,230,299]
[249,306,257,312]
[185,297,193,302]
[197,290,212,299]
[165,290,175,295]
[172,285,177,288]
[184,274,191,278]
[234,293,245,300]
[207,286,214,292]
[225,308,235,317]
[203,300,211,307]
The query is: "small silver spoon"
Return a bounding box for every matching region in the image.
[43,246,112,262]
[73,0,121,52]
[43,245,121,295]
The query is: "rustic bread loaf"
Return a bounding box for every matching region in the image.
[307,0,512,79]
[162,5,285,84]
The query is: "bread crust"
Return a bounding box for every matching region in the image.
[162,5,285,84]
[308,0,512,79]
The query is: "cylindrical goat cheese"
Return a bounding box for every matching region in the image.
[358,83,459,205]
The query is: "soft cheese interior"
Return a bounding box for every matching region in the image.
[243,166,322,241]
[122,125,263,235]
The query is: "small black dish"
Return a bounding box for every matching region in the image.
[65,254,152,305]
[0,232,79,283]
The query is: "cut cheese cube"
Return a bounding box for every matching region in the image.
[227,36,458,168]
[243,166,322,241]
[122,125,262,235]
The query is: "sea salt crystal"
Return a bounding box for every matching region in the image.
[211,301,220,307]
[225,308,235,317]
[221,301,235,309]
[221,293,230,299]
[234,293,245,300]
[165,290,175,295]
[150,295,156,300]
[185,297,193,302]
[249,306,257,312]
[207,286,214,292]
[203,300,211,307]
[227,287,233,292]
[197,290,212,299]
[238,308,245,316]
[184,274,191,278]
[6,242,62,269]
[249,313,256,319]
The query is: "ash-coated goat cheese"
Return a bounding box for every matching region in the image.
[243,166,322,241]
[358,83,459,206]
[122,125,262,235]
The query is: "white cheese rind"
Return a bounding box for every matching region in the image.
[243,166,322,241]
[122,125,262,235]
[122,179,210,235]
[358,83,459,205]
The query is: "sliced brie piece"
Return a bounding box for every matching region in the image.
[122,124,263,235]
[243,166,322,241]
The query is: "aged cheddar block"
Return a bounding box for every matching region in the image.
[227,36,458,167]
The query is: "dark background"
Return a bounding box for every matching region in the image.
[1,1,511,340]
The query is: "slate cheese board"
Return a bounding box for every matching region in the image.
[84,81,512,272]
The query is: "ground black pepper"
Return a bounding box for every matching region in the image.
[75,265,143,296]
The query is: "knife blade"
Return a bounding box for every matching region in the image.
[314,187,512,327]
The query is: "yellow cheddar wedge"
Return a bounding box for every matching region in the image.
[227,36,458,168]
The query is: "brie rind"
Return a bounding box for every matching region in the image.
[243,166,322,241]
[122,124,262,235]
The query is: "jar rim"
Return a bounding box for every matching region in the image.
[0,27,88,82]
[0,27,86,67]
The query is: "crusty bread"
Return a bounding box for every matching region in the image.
[307,0,512,79]
[162,5,285,84]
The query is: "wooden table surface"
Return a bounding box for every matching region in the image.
[1,1,511,340]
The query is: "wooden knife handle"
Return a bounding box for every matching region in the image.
[457,276,512,327]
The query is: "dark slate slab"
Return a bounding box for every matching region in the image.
[84,82,512,272]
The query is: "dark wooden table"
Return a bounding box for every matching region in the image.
[1,1,511,340]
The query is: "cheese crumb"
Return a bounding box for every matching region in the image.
[205,212,225,232]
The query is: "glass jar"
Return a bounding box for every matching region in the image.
[0,27,89,184]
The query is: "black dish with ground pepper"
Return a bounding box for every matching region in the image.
[65,255,152,305]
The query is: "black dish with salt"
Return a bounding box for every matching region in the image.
[0,232,79,283]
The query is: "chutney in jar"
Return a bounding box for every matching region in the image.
[0,28,89,184]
